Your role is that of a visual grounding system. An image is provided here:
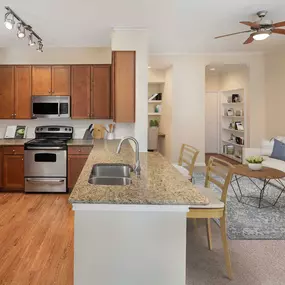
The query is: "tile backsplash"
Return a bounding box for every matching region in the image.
[0,119,134,139]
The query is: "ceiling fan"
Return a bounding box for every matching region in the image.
[215,11,285,44]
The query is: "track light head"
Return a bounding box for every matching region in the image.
[28,34,35,46]
[37,41,43,52]
[4,12,14,30]
[17,23,26,38]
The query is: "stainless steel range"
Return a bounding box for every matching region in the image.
[24,126,73,193]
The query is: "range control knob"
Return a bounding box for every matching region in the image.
[65,128,67,131]
[69,128,72,131]
[40,128,43,131]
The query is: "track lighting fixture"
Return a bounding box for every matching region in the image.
[4,6,43,51]
[28,33,35,46]
[17,23,25,38]
[4,12,14,30]
[37,41,43,52]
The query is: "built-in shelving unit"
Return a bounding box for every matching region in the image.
[220,88,246,163]
[148,113,162,116]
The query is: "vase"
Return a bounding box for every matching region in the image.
[248,163,262,171]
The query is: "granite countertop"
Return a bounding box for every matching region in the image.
[0,139,30,146]
[67,139,95,146]
[69,140,209,206]
[0,139,95,146]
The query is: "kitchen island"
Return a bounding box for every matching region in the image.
[69,140,208,285]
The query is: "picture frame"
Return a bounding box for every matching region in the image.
[232,94,240,103]
[227,108,234,116]
[235,121,244,131]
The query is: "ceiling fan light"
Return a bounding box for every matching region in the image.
[252,31,270,41]
[37,41,43,52]
[4,13,14,30]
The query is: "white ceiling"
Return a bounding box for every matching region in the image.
[1,0,285,53]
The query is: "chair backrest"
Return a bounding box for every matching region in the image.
[178,144,199,177]
[205,156,234,203]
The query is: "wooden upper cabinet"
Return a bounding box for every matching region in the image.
[71,66,91,119]
[112,51,136,122]
[32,66,52,95]
[15,66,32,119]
[0,66,14,119]
[52,66,70,95]
[92,65,111,119]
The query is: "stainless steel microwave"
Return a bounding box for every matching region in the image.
[32,96,70,119]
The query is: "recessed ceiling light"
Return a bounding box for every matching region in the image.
[210,67,216,71]
[4,12,14,30]
[148,66,151,69]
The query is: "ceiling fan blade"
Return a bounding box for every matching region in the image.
[273,21,285,28]
[243,35,254,44]
[215,30,251,39]
[272,28,285,35]
[240,21,260,29]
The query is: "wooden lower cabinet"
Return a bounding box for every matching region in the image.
[3,153,24,191]
[0,148,3,188]
[68,155,89,189]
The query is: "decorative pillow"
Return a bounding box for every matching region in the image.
[270,139,285,162]
[261,139,274,156]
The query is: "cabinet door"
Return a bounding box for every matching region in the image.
[113,51,135,122]
[71,66,91,119]
[91,65,111,119]
[0,148,3,188]
[15,66,32,119]
[0,66,14,119]
[32,66,52,95]
[68,155,88,188]
[52,66,71,95]
[3,154,24,191]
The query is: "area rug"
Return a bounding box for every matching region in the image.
[192,172,285,240]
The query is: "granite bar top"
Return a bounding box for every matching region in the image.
[69,140,209,206]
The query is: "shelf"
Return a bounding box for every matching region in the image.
[148,113,161,116]
[148,100,162,103]
[222,153,242,163]
[222,128,244,133]
[221,88,244,93]
[222,115,244,119]
[222,102,244,105]
[148,82,165,85]
[222,140,244,148]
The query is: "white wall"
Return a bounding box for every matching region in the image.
[111,29,148,152]
[159,67,173,161]
[265,51,285,138]
[0,47,111,64]
[148,69,165,83]
[150,53,266,164]
[205,72,221,92]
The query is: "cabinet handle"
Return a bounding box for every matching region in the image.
[78,149,81,152]
[22,158,24,161]
[14,114,16,118]
[48,90,51,94]
[11,114,13,118]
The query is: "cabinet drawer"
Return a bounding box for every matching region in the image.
[4,146,24,155]
[68,146,92,155]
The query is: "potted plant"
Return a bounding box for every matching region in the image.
[148,120,159,150]
[246,156,264,171]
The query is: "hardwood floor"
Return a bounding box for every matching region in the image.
[0,193,73,285]
[205,153,240,165]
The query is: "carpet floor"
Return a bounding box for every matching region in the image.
[186,219,285,285]
[193,172,285,240]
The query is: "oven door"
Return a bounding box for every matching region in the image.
[24,150,66,177]
[25,178,67,193]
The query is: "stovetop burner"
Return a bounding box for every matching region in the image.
[26,138,67,146]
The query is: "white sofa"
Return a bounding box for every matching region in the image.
[243,137,285,186]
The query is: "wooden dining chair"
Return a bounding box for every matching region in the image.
[187,156,234,279]
[172,144,199,182]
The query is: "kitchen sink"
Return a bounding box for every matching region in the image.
[88,163,133,186]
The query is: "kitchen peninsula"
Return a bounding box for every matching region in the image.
[69,140,208,285]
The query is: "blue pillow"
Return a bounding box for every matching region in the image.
[270,139,285,161]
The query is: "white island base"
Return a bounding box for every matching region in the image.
[73,204,189,285]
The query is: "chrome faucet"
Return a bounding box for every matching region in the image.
[117,136,141,176]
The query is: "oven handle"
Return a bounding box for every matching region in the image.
[25,146,64,150]
[26,178,65,185]
[58,102,60,117]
